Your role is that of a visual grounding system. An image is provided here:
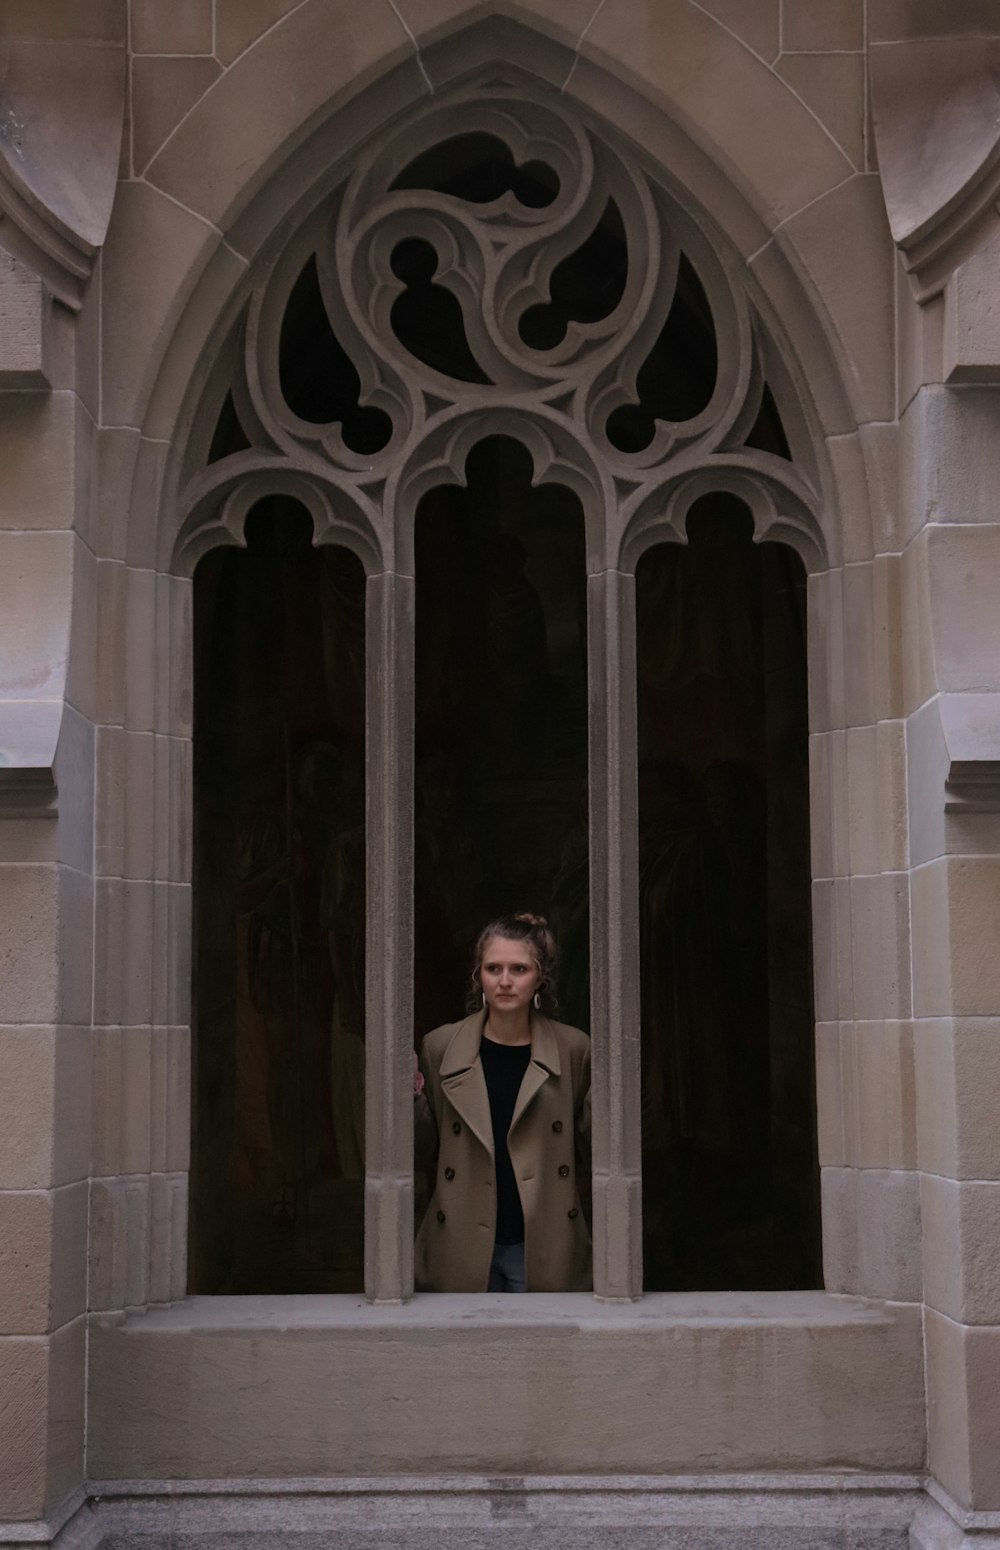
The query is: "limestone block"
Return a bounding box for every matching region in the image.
[0,251,50,387]
[872,552,905,723]
[856,1167,922,1301]
[927,525,1000,693]
[584,0,851,228]
[907,697,950,869]
[773,174,895,426]
[152,882,192,1027]
[944,227,1000,384]
[869,0,1000,42]
[215,0,308,65]
[807,567,846,734]
[825,431,875,565]
[922,1175,1000,1325]
[53,706,95,876]
[900,529,936,719]
[0,864,92,1026]
[148,1171,187,1304]
[855,1020,917,1171]
[130,57,222,176]
[821,1165,859,1291]
[916,1019,1000,1182]
[95,1026,153,1178]
[0,1027,90,1190]
[925,1307,1000,1511]
[392,0,600,52]
[100,182,223,430]
[809,728,849,879]
[94,879,155,1027]
[89,1176,150,1312]
[682,0,780,63]
[782,0,863,51]
[876,720,909,872]
[0,1181,87,1335]
[87,1294,925,1479]
[812,875,853,1022]
[911,857,1000,1019]
[850,871,911,1021]
[846,725,880,876]
[776,51,865,171]
[154,735,192,884]
[149,1026,190,1175]
[0,531,72,700]
[96,560,127,728]
[0,1315,85,1519]
[143,2,415,230]
[901,387,1000,528]
[815,1021,845,1166]
[130,0,213,53]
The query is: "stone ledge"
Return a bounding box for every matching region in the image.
[11,1475,926,1550]
[89,1293,925,1481]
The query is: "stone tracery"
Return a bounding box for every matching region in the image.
[177,82,822,572]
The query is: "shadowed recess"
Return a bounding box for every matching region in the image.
[744,382,792,460]
[390,237,492,384]
[636,492,819,1293]
[191,497,367,1294]
[518,199,629,351]
[279,256,392,452]
[392,132,559,208]
[606,255,718,452]
[207,390,252,464]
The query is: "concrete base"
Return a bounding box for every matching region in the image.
[20,1475,924,1550]
[911,1486,1000,1550]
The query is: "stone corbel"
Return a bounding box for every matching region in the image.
[941,694,1000,814]
[0,701,60,819]
[0,8,127,312]
[870,33,1000,309]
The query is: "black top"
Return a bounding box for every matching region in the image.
[479,1035,532,1245]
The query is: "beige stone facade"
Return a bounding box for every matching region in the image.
[1,1,999,1546]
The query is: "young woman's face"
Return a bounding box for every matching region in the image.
[479,936,542,1013]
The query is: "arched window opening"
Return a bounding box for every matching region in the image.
[190,498,367,1293]
[636,494,819,1292]
[413,435,590,1036]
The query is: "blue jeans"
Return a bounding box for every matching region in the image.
[488,1240,526,1292]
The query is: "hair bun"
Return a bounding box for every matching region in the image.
[513,911,548,928]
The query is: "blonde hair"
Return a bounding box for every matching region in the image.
[468,912,558,1013]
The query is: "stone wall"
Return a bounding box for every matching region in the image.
[0,2,998,1547]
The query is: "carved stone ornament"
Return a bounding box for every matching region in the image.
[177,81,822,577]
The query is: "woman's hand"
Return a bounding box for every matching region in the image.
[413,1050,425,1096]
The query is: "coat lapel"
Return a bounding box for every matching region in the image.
[440,1013,494,1156]
[509,1014,561,1135]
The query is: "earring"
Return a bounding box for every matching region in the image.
[483,991,487,1010]
[533,991,541,1010]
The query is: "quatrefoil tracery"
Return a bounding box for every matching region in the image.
[179,84,821,575]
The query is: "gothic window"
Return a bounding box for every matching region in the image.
[180,83,824,1300]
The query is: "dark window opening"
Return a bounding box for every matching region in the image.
[413,435,590,1038]
[390,237,493,384]
[279,255,392,452]
[636,494,819,1291]
[393,131,559,208]
[606,255,718,452]
[190,498,367,1293]
[519,199,628,351]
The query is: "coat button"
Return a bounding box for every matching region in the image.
[558,1164,570,1177]
[567,1207,578,1220]
[552,1120,563,1133]
[444,1167,455,1181]
[437,1210,446,1223]
[452,1121,461,1135]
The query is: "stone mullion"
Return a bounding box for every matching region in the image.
[364,570,415,1302]
[587,568,642,1300]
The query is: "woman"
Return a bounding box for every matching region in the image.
[414,913,592,1292]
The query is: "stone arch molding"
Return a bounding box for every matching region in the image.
[175,79,823,577]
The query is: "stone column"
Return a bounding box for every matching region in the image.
[0,267,93,1532]
[587,569,642,1299]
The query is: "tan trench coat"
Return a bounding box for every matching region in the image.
[414,1011,592,1292]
